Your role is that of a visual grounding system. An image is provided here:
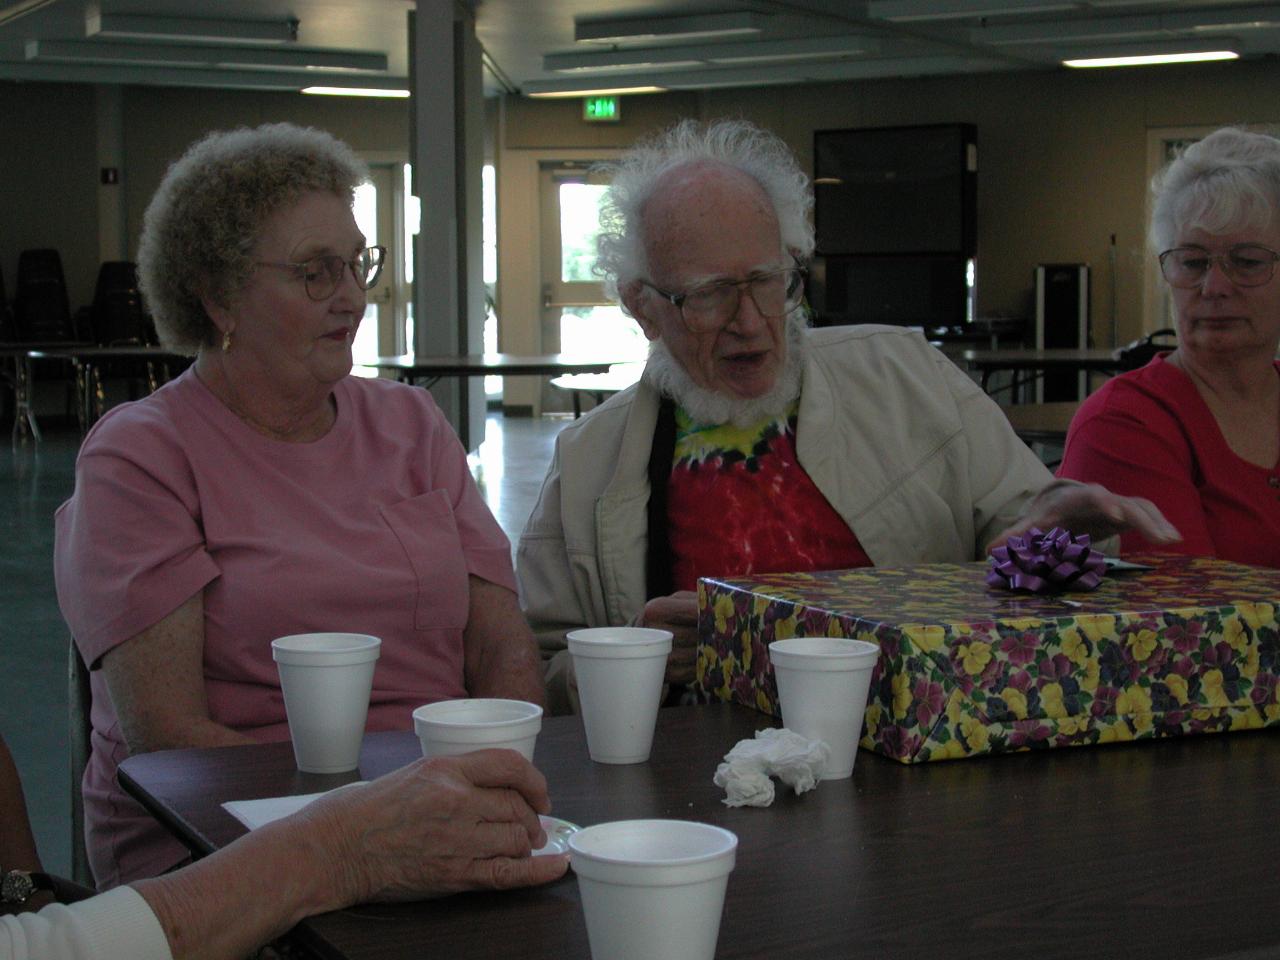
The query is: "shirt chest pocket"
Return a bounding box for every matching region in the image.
[380,490,471,631]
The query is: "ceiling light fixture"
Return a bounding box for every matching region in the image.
[575,12,763,44]
[868,0,1075,22]
[86,9,298,45]
[1064,50,1239,68]
[545,35,879,73]
[525,83,668,99]
[302,86,410,98]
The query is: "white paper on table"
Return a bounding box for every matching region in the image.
[222,784,366,831]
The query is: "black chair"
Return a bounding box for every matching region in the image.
[80,260,179,418]
[86,261,154,347]
[13,248,78,343]
[0,263,16,342]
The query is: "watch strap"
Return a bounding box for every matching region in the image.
[2,869,95,905]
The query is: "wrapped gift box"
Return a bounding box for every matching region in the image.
[695,556,1280,763]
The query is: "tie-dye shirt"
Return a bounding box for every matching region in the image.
[666,401,872,591]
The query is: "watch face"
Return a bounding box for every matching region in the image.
[1,870,35,904]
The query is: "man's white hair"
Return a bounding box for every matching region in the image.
[642,308,808,427]
[594,118,815,301]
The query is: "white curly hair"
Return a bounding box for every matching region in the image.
[137,122,369,355]
[594,118,814,301]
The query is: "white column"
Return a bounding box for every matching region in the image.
[409,1,486,449]
[95,84,126,263]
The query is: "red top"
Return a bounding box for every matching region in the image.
[666,404,872,591]
[1057,353,1280,568]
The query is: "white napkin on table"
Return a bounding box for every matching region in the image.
[713,728,830,807]
[222,783,366,831]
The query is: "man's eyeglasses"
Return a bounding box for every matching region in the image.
[1157,244,1280,289]
[641,265,807,334]
[257,245,386,301]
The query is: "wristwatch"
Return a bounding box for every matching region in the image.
[1,869,55,905]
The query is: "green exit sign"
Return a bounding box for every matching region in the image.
[583,95,620,122]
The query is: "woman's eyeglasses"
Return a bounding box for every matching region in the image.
[640,265,807,334]
[257,245,386,301]
[1157,244,1280,289]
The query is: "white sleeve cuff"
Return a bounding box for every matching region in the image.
[1,886,172,960]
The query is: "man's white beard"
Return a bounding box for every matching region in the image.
[642,309,808,427]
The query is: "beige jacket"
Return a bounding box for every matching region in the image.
[517,324,1054,648]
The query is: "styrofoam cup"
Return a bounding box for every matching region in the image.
[413,698,543,760]
[569,819,737,960]
[567,627,673,764]
[768,636,879,779]
[271,633,381,773]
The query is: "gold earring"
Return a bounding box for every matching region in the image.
[221,329,233,353]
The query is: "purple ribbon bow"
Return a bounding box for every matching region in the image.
[986,526,1106,594]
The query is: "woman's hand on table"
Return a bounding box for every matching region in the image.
[987,480,1182,554]
[636,591,699,686]
[135,750,568,960]
[308,749,569,905]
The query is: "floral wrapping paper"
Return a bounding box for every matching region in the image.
[694,556,1280,763]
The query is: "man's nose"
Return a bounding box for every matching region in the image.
[724,285,768,335]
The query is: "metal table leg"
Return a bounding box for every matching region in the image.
[11,355,42,444]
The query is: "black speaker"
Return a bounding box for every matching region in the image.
[1035,264,1089,401]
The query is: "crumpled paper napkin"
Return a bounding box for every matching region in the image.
[713,728,830,807]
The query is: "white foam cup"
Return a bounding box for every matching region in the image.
[271,633,381,774]
[566,627,673,764]
[412,698,543,761]
[768,636,879,780]
[569,819,738,960]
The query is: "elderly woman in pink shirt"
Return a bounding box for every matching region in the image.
[54,123,544,889]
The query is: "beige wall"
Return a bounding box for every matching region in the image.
[5,58,1279,355]
[499,58,1280,354]
[0,80,408,313]
[1,82,99,311]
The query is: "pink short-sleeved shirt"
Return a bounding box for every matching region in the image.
[54,369,515,888]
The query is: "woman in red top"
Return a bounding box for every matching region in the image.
[1059,127,1280,567]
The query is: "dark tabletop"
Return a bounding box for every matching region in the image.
[120,704,1280,960]
[358,353,617,377]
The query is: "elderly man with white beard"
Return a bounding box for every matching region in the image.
[517,119,1180,713]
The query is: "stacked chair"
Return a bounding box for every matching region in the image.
[10,249,81,433]
[13,248,78,343]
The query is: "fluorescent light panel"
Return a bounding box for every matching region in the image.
[575,12,763,44]
[1065,50,1239,67]
[303,86,409,98]
[86,11,297,45]
[525,84,667,99]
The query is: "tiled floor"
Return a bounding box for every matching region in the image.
[0,411,570,878]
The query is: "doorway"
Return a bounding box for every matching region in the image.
[352,161,416,373]
[538,162,646,409]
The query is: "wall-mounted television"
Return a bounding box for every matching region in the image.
[813,123,976,257]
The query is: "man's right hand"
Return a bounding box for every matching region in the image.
[636,590,700,686]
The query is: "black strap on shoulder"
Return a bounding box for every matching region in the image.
[645,396,677,599]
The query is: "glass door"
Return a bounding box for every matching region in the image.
[352,163,415,375]
[539,164,647,360]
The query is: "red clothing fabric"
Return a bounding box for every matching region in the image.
[666,405,871,591]
[1057,353,1280,567]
